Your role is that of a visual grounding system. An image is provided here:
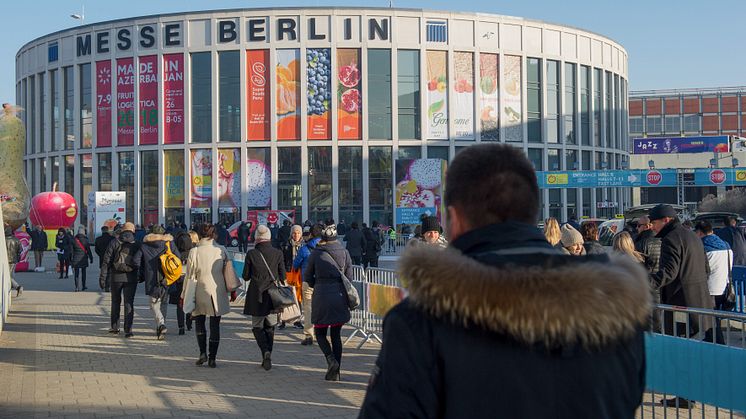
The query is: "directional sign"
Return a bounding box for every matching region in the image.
[537,168,746,189]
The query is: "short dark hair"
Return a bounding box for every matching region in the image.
[198,223,216,240]
[695,220,713,234]
[727,216,739,226]
[311,224,324,238]
[445,144,539,227]
[351,222,358,229]
[101,226,109,232]
[580,222,598,242]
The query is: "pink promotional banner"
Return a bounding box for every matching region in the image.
[116,57,135,146]
[138,55,158,145]
[95,60,112,147]
[163,54,185,144]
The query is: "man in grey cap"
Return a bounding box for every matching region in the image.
[649,204,713,409]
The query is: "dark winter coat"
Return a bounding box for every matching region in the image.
[363,227,382,256]
[278,225,292,247]
[242,241,286,317]
[5,234,21,264]
[715,225,746,266]
[359,221,649,419]
[634,229,661,273]
[99,231,141,284]
[56,233,73,259]
[216,225,229,246]
[281,238,305,272]
[343,228,366,258]
[70,234,94,268]
[30,229,47,251]
[134,228,146,243]
[583,240,606,255]
[94,233,115,268]
[237,222,251,241]
[169,231,195,303]
[652,219,713,311]
[304,241,353,326]
[135,233,181,298]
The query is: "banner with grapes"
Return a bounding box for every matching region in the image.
[96,60,112,147]
[337,49,361,140]
[426,51,448,139]
[453,51,474,140]
[276,49,300,140]
[247,50,270,141]
[138,55,158,145]
[307,49,331,140]
[479,53,499,141]
[116,57,135,146]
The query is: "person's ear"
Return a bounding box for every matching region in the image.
[447,205,468,242]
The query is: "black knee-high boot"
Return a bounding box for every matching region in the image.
[195,332,207,365]
[208,339,219,360]
[264,326,275,353]
[252,327,267,354]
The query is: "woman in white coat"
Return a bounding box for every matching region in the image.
[182,224,234,368]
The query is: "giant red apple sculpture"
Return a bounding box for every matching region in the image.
[29,183,78,250]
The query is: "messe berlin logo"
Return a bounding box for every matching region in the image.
[710,169,726,184]
[646,170,662,185]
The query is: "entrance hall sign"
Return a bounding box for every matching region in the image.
[163,54,184,144]
[95,60,112,147]
[538,168,746,188]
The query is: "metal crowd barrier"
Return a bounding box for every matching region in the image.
[344,266,401,348]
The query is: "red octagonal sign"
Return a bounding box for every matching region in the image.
[710,169,726,184]
[646,170,662,185]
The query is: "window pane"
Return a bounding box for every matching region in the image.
[564,63,576,144]
[64,155,75,197]
[527,58,541,143]
[139,151,158,226]
[398,146,421,159]
[368,49,392,139]
[605,72,613,148]
[51,156,59,188]
[218,51,241,142]
[309,147,333,222]
[39,73,46,153]
[51,70,60,151]
[98,153,112,191]
[119,152,135,221]
[580,66,590,146]
[398,50,421,140]
[64,67,74,150]
[164,150,185,225]
[278,147,302,217]
[369,146,393,226]
[338,147,363,225]
[80,64,92,148]
[40,158,47,192]
[427,146,449,161]
[665,116,681,133]
[527,148,543,171]
[546,60,559,143]
[191,52,212,142]
[29,75,35,154]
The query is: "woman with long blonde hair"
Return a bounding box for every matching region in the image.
[543,218,561,247]
[612,231,646,264]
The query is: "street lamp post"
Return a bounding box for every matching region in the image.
[70,5,85,25]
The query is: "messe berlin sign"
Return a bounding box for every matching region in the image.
[632,136,730,154]
[538,168,746,188]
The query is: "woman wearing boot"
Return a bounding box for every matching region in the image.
[242,225,286,371]
[304,225,352,381]
[182,224,234,368]
[55,228,73,279]
[172,230,197,334]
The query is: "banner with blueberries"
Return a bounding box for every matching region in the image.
[307,49,331,140]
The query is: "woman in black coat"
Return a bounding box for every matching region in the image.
[70,227,94,291]
[304,224,353,381]
[172,230,197,333]
[55,228,73,279]
[242,225,286,371]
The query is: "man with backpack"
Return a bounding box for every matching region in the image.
[99,222,141,338]
[362,222,382,268]
[135,225,181,340]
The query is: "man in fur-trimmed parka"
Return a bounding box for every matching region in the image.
[359,144,651,419]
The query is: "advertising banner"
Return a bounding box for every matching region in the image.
[13,230,31,273]
[395,159,447,226]
[479,53,499,141]
[307,48,331,140]
[116,57,135,146]
[502,55,522,142]
[95,60,112,147]
[247,148,271,208]
[138,55,158,145]
[336,49,361,140]
[453,52,474,139]
[367,283,407,317]
[247,50,270,141]
[632,136,730,154]
[218,149,241,209]
[694,168,746,186]
[276,49,300,140]
[531,169,746,188]
[94,191,126,239]
[164,150,185,208]
[190,150,212,208]
[163,54,185,144]
[426,51,448,139]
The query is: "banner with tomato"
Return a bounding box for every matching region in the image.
[337,49,361,140]
[426,51,448,139]
[190,150,212,208]
[479,53,499,141]
[307,48,331,140]
[502,55,522,142]
[276,49,300,140]
[247,50,270,141]
[453,52,474,139]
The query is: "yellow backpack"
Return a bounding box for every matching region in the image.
[159,242,183,286]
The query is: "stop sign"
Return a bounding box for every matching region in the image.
[646,170,662,185]
[266,213,279,224]
[710,169,726,184]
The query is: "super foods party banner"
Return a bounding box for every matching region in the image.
[163,54,185,144]
[138,55,158,145]
[247,50,270,141]
[276,49,300,141]
[307,48,331,140]
[479,53,499,140]
[337,49,361,140]
[426,51,448,139]
[116,57,135,146]
[190,149,212,208]
[502,55,522,142]
[95,60,112,147]
[453,52,474,139]
[218,149,241,209]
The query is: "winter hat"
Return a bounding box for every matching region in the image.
[122,222,136,233]
[648,204,677,221]
[322,224,338,241]
[150,225,166,234]
[77,226,87,235]
[291,225,303,235]
[560,224,584,247]
[255,225,271,242]
[302,225,311,234]
[421,216,440,234]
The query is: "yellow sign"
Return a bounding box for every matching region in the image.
[736,170,746,182]
[546,173,568,185]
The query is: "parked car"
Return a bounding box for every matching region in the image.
[691,212,743,230]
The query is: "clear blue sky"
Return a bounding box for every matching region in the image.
[2,0,745,102]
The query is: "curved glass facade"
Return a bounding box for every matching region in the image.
[17,8,630,227]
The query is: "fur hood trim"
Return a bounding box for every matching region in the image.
[399,245,651,348]
[143,233,174,244]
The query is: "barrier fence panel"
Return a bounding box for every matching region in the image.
[733,265,746,314]
[0,206,10,336]
[345,265,373,347]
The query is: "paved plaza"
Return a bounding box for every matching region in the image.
[0,254,378,418]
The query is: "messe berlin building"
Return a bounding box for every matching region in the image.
[16,7,630,228]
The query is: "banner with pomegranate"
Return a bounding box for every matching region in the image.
[426,51,448,139]
[247,50,270,141]
[190,149,212,208]
[336,49,361,140]
[453,52,474,139]
[163,54,184,144]
[276,49,300,140]
[95,60,112,147]
[479,53,499,141]
[164,150,184,208]
[116,57,135,146]
[307,48,331,140]
[138,55,158,145]
[247,148,271,209]
[502,55,522,142]
[218,149,241,209]
[395,158,447,226]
